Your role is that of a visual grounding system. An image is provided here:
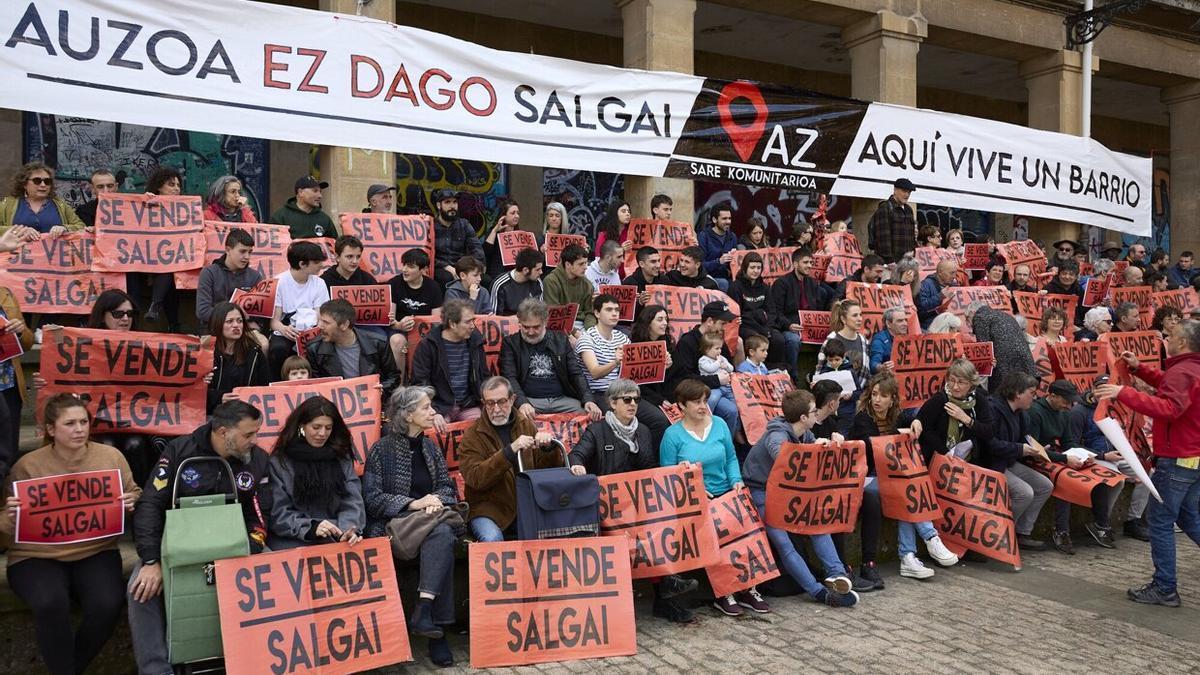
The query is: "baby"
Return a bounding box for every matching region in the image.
[698,333,736,407]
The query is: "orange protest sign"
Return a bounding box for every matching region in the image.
[331,285,392,326]
[619,341,666,384]
[1082,274,1111,307]
[497,230,538,267]
[93,194,207,272]
[425,419,473,497]
[892,334,963,409]
[598,284,638,322]
[930,453,1019,567]
[996,240,1047,278]
[621,219,698,273]
[37,328,211,435]
[546,304,578,334]
[644,285,740,354]
[215,539,410,675]
[1013,291,1078,337]
[405,315,517,377]
[962,243,991,270]
[705,487,780,597]
[233,375,382,474]
[1024,461,1127,507]
[14,470,124,544]
[293,236,338,271]
[660,402,683,424]
[870,434,940,523]
[798,310,831,345]
[1101,330,1161,372]
[1051,341,1109,393]
[0,318,24,364]
[913,247,956,278]
[532,412,593,452]
[1151,287,1200,315]
[961,341,995,377]
[1111,285,1152,329]
[294,326,324,357]
[729,247,796,284]
[468,538,636,668]
[1031,337,1056,397]
[0,232,125,314]
[230,278,278,319]
[270,377,343,386]
[820,233,863,283]
[942,286,1011,318]
[543,233,588,268]
[809,254,830,282]
[340,213,434,281]
[597,464,720,578]
[763,440,867,535]
[731,372,794,445]
[843,281,919,337]
[175,222,292,290]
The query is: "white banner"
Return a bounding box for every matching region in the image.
[833,104,1152,235]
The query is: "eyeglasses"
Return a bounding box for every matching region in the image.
[109,310,135,319]
[28,177,52,186]
[482,397,512,409]
[613,396,640,405]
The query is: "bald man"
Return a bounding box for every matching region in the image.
[1123,264,1144,288]
[916,258,959,329]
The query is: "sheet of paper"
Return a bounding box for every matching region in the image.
[1096,417,1162,503]
[950,440,973,459]
[813,369,856,396]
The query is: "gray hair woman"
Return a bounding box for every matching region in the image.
[890,256,922,299]
[363,385,461,666]
[926,312,963,335]
[568,379,656,477]
[915,358,994,469]
[203,175,256,223]
[542,201,569,243]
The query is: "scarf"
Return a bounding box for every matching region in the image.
[944,388,977,451]
[284,439,346,509]
[605,411,640,455]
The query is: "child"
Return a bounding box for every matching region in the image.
[829,220,849,233]
[445,255,494,314]
[699,333,736,410]
[281,355,311,381]
[817,338,848,375]
[737,334,770,375]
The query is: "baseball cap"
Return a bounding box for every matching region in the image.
[893,178,917,192]
[367,183,396,199]
[701,301,736,322]
[1049,379,1081,403]
[430,187,457,202]
[295,176,329,191]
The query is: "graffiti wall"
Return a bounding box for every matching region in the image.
[395,154,508,233]
[915,205,994,243]
[24,113,269,219]
[543,168,625,241]
[695,183,850,242]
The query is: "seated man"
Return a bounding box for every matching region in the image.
[584,239,624,292]
[387,248,444,373]
[868,306,909,374]
[430,187,484,287]
[268,241,330,379]
[696,202,736,291]
[127,402,270,675]
[917,258,958,329]
[305,299,398,397]
[457,376,563,542]
[665,301,740,439]
[411,298,488,429]
[196,227,262,327]
[742,390,858,607]
[660,246,721,290]
[542,243,596,329]
[321,234,378,288]
[490,247,544,316]
[500,298,601,420]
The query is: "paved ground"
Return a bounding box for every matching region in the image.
[386,533,1200,673]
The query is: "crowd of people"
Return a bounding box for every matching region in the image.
[0,165,1198,673]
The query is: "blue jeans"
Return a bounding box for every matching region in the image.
[1148,458,1200,593]
[715,277,730,292]
[709,390,740,439]
[781,331,801,378]
[470,516,505,543]
[897,520,938,556]
[751,488,845,596]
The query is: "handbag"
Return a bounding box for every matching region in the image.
[385,501,468,560]
[515,440,600,540]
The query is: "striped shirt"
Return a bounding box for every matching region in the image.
[575,326,630,393]
[444,340,472,404]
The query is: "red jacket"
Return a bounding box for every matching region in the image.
[1118,351,1200,458]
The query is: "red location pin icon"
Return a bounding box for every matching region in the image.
[717,81,768,163]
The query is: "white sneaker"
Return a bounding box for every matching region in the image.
[899,553,934,579]
[924,535,960,567]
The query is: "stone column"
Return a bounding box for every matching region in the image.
[841,10,927,246]
[618,0,696,221]
[1163,82,1200,256]
[317,0,396,221]
[1018,50,1098,247]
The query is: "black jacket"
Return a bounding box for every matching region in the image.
[770,273,834,331]
[660,269,720,290]
[207,346,270,413]
[569,419,656,476]
[665,326,732,394]
[434,216,484,270]
[500,330,593,408]
[983,394,1027,473]
[411,325,488,414]
[728,277,773,336]
[134,424,272,561]
[915,386,995,467]
[305,328,400,396]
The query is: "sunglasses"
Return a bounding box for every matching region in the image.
[613,396,640,405]
[28,177,52,186]
[109,309,135,319]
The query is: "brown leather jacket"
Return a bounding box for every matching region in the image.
[457,412,564,529]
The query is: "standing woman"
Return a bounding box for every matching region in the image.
[137,167,186,329]
[203,175,257,223]
[364,386,461,667]
[540,201,568,248]
[2,394,139,675]
[593,200,633,275]
[206,302,270,414]
[268,396,365,550]
[0,162,84,234]
[483,197,520,281]
[0,285,32,475]
[628,305,676,448]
